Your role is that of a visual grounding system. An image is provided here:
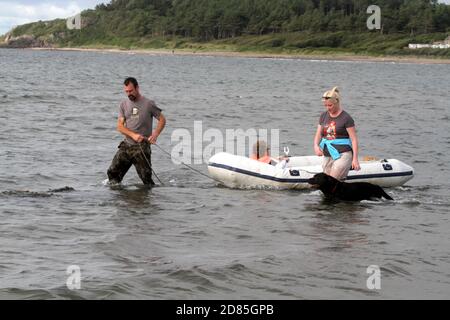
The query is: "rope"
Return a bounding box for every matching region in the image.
[144,140,318,184]
[152,143,222,184]
[154,143,317,179]
[138,143,164,186]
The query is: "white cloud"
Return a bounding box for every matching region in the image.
[0,1,82,35]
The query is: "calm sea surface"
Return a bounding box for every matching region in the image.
[0,48,449,299]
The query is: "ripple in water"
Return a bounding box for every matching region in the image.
[0,48,449,299]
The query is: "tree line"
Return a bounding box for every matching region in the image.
[88,0,450,40]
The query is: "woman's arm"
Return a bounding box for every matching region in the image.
[314,125,324,156]
[346,126,360,170]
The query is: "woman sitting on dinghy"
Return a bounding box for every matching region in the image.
[313,87,360,181]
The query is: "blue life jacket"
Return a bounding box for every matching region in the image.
[319,138,352,160]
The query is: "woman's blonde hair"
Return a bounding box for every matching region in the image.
[322,86,341,104]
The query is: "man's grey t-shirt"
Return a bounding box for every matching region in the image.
[119,96,162,145]
[319,110,355,157]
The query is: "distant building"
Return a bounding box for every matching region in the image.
[408,36,450,49]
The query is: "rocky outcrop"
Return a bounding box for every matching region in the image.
[2,34,54,48]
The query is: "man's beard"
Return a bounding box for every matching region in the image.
[128,95,137,101]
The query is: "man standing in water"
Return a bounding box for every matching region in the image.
[107,77,166,185]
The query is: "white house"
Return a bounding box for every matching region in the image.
[409,36,450,49]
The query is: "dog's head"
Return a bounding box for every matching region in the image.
[307,173,337,188]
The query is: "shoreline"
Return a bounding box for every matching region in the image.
[26,46,450,64]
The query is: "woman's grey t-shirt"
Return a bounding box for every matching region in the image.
[319,110,355,157]
[119,96,162,145]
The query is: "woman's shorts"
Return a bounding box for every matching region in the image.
[322,151,353,181]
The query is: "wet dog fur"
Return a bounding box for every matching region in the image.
[308,173,394,201]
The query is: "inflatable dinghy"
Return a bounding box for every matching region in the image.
[208,152,414,190]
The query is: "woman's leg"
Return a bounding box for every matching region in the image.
[322,156,333,175]
[329,151,353,181]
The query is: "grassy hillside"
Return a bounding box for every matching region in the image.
[48,27,450,58]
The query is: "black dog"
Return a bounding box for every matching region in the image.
[308,173,394,201]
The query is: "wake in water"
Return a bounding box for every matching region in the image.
[0,187,75,198]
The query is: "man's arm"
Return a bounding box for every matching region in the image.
[148,113,166,144]
[117,117,144,143]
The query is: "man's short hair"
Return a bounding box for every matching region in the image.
[124,77,139,88]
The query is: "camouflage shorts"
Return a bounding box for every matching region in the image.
[107,141,155,185]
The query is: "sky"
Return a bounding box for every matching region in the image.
[0,0,106,35]
[1,0,450,36]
